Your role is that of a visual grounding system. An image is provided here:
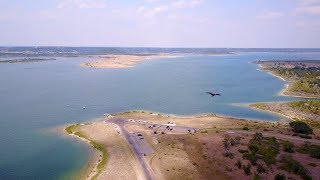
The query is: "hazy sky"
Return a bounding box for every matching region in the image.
[0,0,320,47]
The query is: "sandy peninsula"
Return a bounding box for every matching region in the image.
[81,54,173,69]
[65,111,320,180]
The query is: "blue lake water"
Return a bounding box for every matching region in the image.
[0,51,319,179]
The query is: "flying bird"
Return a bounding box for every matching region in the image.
[206,92,221,97]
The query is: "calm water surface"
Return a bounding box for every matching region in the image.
[0,52,319,179]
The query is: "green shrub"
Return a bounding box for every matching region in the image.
[253,133,263,141]
[243,126,249,131]
[246,134,280,165]
[289,121,313,135]
[235,136,241,145]
[74,132,87,139]
[223,151,234,159]
[249,144,259,153]
[253,174,260,180]
[65,124,80,134]
[274,174,286,180]
[238,149,249,153]
[282,140,294,153]
[235,160,242,169]
[310,148,320,159]
[257,164,266,174]
[230,138,236,146]
[223,135,230,150]
[280,154,311,180]
[243,153,257,165]
[242,164,251,175]
[299,134,312,139]
[91,140,108,180]
[297,142,320,159]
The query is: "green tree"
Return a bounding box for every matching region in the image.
[289,121,313,134]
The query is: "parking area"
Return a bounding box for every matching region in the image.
[128,132,154,156]
[127,119,198,134]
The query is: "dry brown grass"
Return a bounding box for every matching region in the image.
[112,111,319,179]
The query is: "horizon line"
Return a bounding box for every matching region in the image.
[1,46,320,49]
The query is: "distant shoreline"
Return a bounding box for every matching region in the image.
[0,58,56,64]
[80,53,234,69]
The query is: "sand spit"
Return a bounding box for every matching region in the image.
[81,53,235,69]
[81,54,175,69]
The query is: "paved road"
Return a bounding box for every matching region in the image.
[107,118,154,180]
[225,130,320,145]
[105,117,200,180]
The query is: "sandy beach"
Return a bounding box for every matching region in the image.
[53,124,102,180]
[62,121,147,180]
[81,54,174,69]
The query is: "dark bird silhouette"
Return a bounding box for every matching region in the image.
[206,92,221,97]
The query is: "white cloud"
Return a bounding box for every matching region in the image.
[256,11,285,20]
[191,17,208,23]
[136,0,203,19]
[172,0,202,8]
[136,6,146,13]
[296,0,320,14]
[57,0,107,9]
[137,5,169,18]
[147,5,169,17]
